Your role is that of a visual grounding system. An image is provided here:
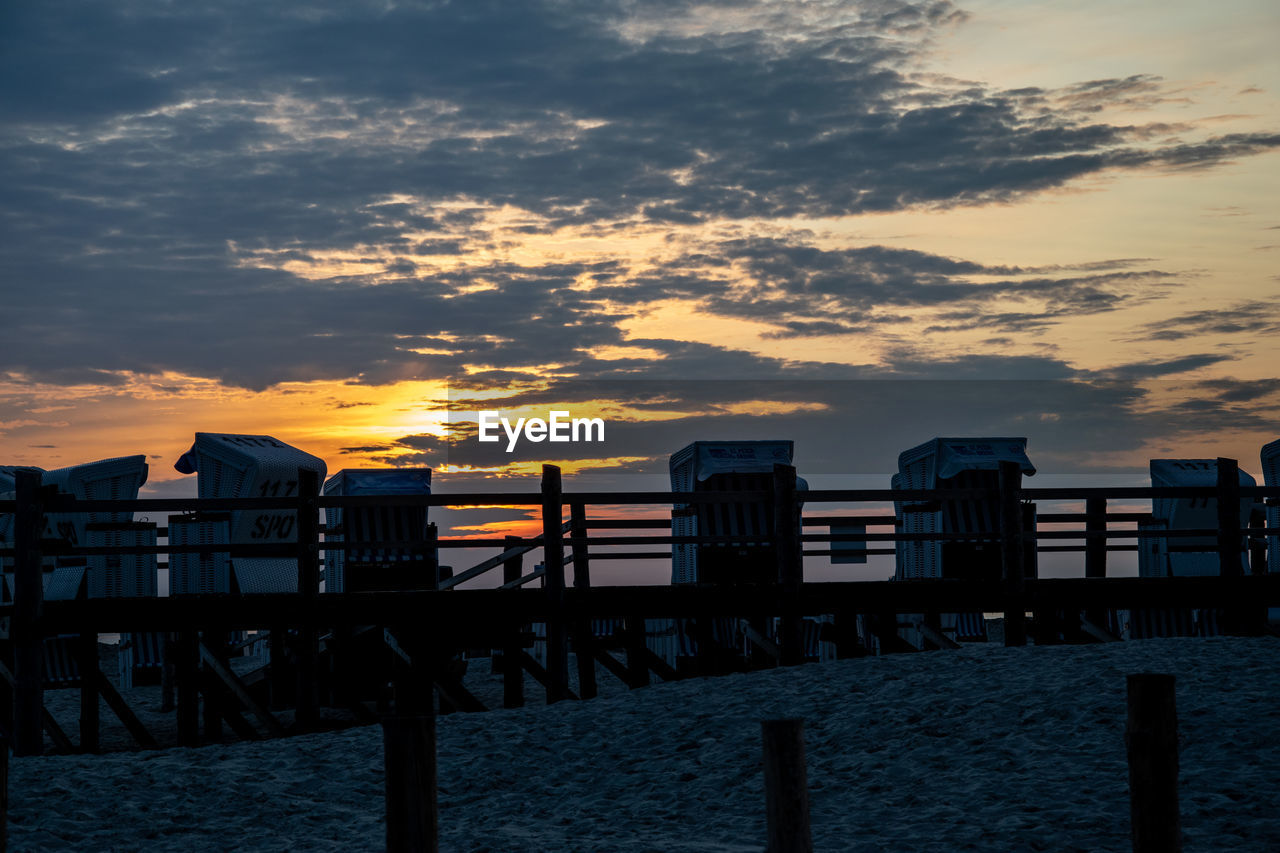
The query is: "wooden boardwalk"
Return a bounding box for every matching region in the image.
[1,460,1278,756]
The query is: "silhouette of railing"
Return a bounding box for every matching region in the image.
[1,460,1278,755]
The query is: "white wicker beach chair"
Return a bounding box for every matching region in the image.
[322,468,433,593]
[892,437,1035,648]
[174,433,326,594]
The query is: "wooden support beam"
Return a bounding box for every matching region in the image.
[295,467,321,730]
[502,536,525,710]
[743,620,782,662]
[176,630,199,748]
[382,713,438,853]
[761,719,813,853]
[998,460,1027,647]
[431,672,487,714]
[0,658,73,755]
[198,669,260,741]
[12,470,45,756]
[515,651,578,701]
[623,616,650,689]
[913,620,961,651]
[569,501,597,701]
[1127,673,1181,853]
[638,646,681,683]
[774,464,804,667]
[77,632,99,753]
[591,646,636,687]
[541,465,569,703]
[199,640,286,736]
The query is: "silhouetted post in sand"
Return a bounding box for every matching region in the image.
[12,469,45,756]
[998,461,1027,647]
[541,465,569,703]
[295,467,320,730]
[762,718,812,853]
[1127,673,1180,853]
[383,712,438,853]
[774,464,804,666]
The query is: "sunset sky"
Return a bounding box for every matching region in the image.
[3,0,1278,518]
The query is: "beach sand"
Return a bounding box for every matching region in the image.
[8,636,1280,851]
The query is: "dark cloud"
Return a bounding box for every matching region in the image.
[1,0,1276,391]
[1129,301,1279,343]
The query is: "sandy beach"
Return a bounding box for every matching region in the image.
[7,636,1279,851]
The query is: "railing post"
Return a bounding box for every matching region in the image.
[541,465,569,703]
[569,500,597,700]
[997,460,1027,647]
[761,718,813,853]
[1127,673,1181,853]
[382,712,438,853]
[176,629,200,747]
[295,467,321,730]
[77,630,99,753]
[1216,457,1241,578]
[774,464,804,667]
[501,535,525,709]
[1083,497,1109,639]
[13,469,45,757]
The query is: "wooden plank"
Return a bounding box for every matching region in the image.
[591,646,635,687]
[431,673,487,714]
[0,658,74,755]
[774,464,804,667]
[382,714,438,853]
[913,620,961,651]
[569,501,596,701]
[998,460,1027,647]
[199,641,287,736]
[761,719,813,853]
[502,536,525,710]
[93,668,159,749]
[639,647,681,683]
[77,632,100,753]
[1079,617,1122,643]
[197,669,260,741]
[623,616,650,689]
[176,630,199,748]
[12,470,45,756]
[1127,673,1181,853]
[295,467,321,731]
[515,651,578,701]
[438,522,570,590]
[743,620,782,661]
[541,465,569,704]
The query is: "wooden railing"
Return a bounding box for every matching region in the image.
[0,460,1277,756]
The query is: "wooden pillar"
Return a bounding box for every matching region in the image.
[1126,673,1180,853]
[998,461,1027,647]
[12,469,45,757]
[501,536,524,710]
[202,629,224,743]
[541,465,569,703]
[774,464,804,666]
[0,733,7,851]
[77,631,99,753]
[569,501,597,700]
[1216,458,1242,578]
[623,616,651,688]
[176,629,200,747]
[382,713,438,853]
[296,467,321,730]
[761,719,812,853]
[160,631,176,713]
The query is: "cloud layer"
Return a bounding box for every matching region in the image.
[2,0,1277,391]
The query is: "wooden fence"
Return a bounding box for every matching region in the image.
[0,459,1278,756]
